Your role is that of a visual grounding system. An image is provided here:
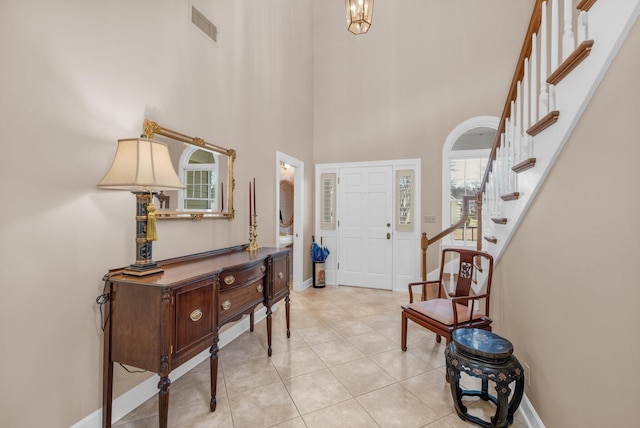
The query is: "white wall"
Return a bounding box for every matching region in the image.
[0,1,314,426]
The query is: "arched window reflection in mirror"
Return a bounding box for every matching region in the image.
[143,119,235,219]
[179,146,219,211]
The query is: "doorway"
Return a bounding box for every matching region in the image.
[276,152,304,292]
[315,159,421,291]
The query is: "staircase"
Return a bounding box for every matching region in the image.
[423,0,640,292]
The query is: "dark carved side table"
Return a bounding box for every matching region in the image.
[445,328,525,428]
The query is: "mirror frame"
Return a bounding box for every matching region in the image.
[143,119,236,220]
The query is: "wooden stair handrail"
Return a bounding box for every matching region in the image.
[479,0,544,198]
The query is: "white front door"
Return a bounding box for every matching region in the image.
[338,166,393,289]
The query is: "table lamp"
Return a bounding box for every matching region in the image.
[98,137,185,276]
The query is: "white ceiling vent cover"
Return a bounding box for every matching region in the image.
[192,6,218,44]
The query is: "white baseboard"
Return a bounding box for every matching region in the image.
[296,276,313,292]
[520,393,545,428]
[72,306,273,428]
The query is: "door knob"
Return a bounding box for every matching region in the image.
[387,233,391,239]
[387,223,391,227]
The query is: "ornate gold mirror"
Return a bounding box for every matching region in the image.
[279,180,294,228]
[143,119,235,219]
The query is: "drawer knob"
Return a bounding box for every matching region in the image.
[256,284,264,293]
[224,275,235,285]
[190,309,203,322]
[278,272,284,279]
[222,300,231,311]
[260,265,266,273]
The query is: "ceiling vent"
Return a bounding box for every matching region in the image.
[192,6,218,44]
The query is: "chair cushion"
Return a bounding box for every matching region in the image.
[407,299,484,326]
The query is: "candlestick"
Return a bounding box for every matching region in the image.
[248,213,259,252]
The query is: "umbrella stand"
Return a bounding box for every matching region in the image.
[313,261,326,288]
[311,239,330,288]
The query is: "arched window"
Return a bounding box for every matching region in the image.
[179,146,218,210]
[442,117,498,246]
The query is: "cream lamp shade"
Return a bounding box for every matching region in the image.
[345,0,374,35]
[98,138,185,191]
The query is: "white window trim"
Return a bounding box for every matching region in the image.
[442,116,498,247]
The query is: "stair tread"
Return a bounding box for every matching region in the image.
[512,158,537,173]
[501,192,520,201]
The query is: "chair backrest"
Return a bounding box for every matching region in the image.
[437,248,494,302]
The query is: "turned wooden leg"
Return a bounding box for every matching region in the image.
[157,376,171,428]
[285,295,291,338]
[401,311,408,351]
[209,341,219,411]
[250,311,255,332]
[266,306,273,356]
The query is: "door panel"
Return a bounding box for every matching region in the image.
[338,166,393,289]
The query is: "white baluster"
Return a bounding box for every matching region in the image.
[482,191,487,245]
[504,148,508,195]
[515,81,522,166]
[549,0,559,113]
[507,134,516,192]
[494,173,498,217]
[487,173,493,220]
[503,139,509,194]
[550,0,559,71]
[523,58,530,137]
[577,10,588,44]
[530,33,538,124]
[496,149,502,198]
[563,0,576,60]
[490,171,496,218]
[504,145,508,199]
[539,1,549,119]
[510,100,516,144]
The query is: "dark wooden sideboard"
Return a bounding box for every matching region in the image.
[101,245,291,428]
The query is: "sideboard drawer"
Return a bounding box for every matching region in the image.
[218,279,265,324]
[220,262,266,291]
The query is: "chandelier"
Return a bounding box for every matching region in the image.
[345,0,374,35]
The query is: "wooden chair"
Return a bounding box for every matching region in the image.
[401,248,494,349]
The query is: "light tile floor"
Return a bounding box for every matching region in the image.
[114,285,528,428]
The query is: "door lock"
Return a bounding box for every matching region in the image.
[387,233,391,239]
